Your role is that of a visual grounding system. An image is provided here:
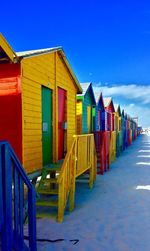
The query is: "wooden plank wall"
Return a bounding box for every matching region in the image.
[21,52,77,173]
[82,91,94,134]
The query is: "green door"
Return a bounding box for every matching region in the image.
[42,87,52,166]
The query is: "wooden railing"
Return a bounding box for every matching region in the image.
[74,134,97,183]
[57,139,76,222]
[57,134,97,222]
[0,141,37,251]
[93,131,105,174]
[109,131,116,163]
[93,131,111,174]
[116,131,123,157]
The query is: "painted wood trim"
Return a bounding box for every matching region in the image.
[0,33,18,62]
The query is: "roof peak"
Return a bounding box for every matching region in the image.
[16,46,62,57]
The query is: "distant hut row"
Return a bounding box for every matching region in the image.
[0,33,138,176]
[0,33,140,225]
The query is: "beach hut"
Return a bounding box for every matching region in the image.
[122,111,128,149]
[76,82,96,134]
[103,97,115,131]
[114,104,122,131]
[94,91,105,131]
[132,119,138,140]
[127,115,132,145]
[0,33,82,174]
[92,91,108,174]
[114,104,123,156]
[103,97,116,163]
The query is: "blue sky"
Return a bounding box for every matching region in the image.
[1,0,150,127]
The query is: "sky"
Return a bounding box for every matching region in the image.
[1,0,150,127]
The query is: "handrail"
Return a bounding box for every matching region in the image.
[93,131,110,174]
[57,138,76,222]
[109,131,116,163]
[74,134,95,177]
[0,141,37,251]
[116,131,123,156]
[57,134,96,222]
[57,138,76,183]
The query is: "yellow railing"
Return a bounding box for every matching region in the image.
[109,131,116,163]
[57,139,76,222]
[74,134,97,184]
[57,134,97,222]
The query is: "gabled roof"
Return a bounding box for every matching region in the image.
[125,113,127,119]
[79,82,91,95]
[93,89,105,109]
[103,97,112,107]
[16,47,62,57]
[114,104,121,116]
[0,33,82,94]
[103,97,115,112]
[0,33,18,63]
[77,82,96,104]
[114,104,119,112]
[16,47,82,94]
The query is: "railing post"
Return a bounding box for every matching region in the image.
[1,143,13,251]
[58,179,65,222]
[89,136,94,189]
[28,187,37,250]
[0,145,4,233]
[69,139,77,212]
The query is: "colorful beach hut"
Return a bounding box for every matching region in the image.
[114,104,122,131]
[127,115,132,145]
[122,110,128,149]
[114,104,123,156]
[94,91,105,131]
[76,82,96,134]
[103,97,116,163]
[0,33,82,174]
[92,90,107,174]
[131,118,138,140]
[103,97,115,131]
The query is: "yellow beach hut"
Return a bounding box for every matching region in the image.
[0,33,82,174]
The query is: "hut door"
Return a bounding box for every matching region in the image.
[58,88,66,160]
[42,87,53,165]
[87,106,91,133]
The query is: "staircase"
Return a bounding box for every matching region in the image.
[36,134,97,222]
[36,163,62,218]
[0,141,37,251]
[93,131,110,174]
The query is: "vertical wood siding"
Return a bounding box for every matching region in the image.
[82,91,94,134]
[56,53,77,153]
[76,100,82,134]
[21,52,77,173]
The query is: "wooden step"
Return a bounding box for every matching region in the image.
[41,178,58,184]
[44,161,63,172]
[36,212,57,219]
[44,167,61,172]
[36,199,58,207]
[37,188,58,195]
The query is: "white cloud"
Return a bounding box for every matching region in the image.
[129,103,135,108]
[122,104,150,127]
[94,84,150,105]
[93,84,150,127]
